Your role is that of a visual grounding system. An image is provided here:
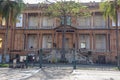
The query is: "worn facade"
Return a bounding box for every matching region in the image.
[0,2,120,64]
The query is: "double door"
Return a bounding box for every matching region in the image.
[57,33,74,49]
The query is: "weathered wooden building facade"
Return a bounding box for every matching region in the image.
[0,2,120,64]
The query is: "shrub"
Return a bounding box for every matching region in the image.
[0,64,9,67]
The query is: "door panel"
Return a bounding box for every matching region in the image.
[58,33,73,49]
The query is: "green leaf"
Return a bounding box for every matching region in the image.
[100,0,120,21]
[0,0,25,24]
[44,1,90,18]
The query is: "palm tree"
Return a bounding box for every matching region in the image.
[0,0,25,63]
[100,0,120,21]
[100,0,120,69]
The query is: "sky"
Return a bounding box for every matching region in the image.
[23,0,101,4]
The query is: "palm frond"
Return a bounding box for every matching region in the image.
[100,0,119,21]
[45,1,90,18]
[0,0,25,24]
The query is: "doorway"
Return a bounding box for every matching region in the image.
[98,55,106,64]
[65,38,69,49]
[58,33,73,49]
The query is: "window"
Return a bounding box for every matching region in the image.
[79,35,90,49]
[20,56,26,62]
[28,15,38,29]
[16,14,23,27]
[28,35,37,49]
[0,38,2,48]
[43,17,54,27]
[61,16,71,25]
[112,12,120,26]
[42,35,52,48]
[95,34,106,52]
[67,16,71,25]
[94,15,105,28]
[80,42,86,48]
[65,38,69,49]
[77,17,90,28]
[2,18,6,26]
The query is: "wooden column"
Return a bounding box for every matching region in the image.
[52,32,54,48]
[108,33,110,52]
[9,26,13,50]
[12,28,15,50]
[37,33,40,49]
[41,12,43,27]
[40,33,43,48]
[92,12,95,28]
[23,13,25,28]
[90,32,93,50]
[53,18,56,27]
[25,13,27,28]
[93,33,96,51]
[73,32,76,48]
[26,13,28,29]
[25,34,28,50]
[22,13,25,50]
[38,13,41,28]
[106,33,109,52]
[55,32,58,48]
[78,33,80,49]
[76,31,79,49]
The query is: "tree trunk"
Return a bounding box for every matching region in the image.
[3,19,9,63]
[60,11,67,62]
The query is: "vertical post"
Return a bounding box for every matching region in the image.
[39,49,42,68]
[73,44,76,69]
[61,9,66,62]
[115,0,120,70]
[25,54,28,68]
[108,16,110,52]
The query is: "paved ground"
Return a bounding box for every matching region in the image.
[25,67,120,80]
[0,65,120,80]
[0,68,40,80]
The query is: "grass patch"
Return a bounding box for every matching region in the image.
[113,67,120,71]
[0,64,9,67]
